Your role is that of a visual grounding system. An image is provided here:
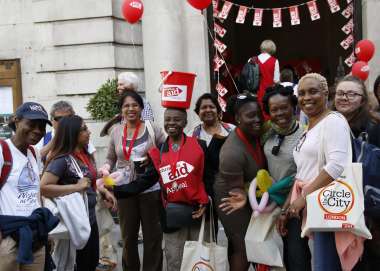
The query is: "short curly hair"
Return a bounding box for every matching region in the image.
[262,84,298,114]
[298,73,328,94]
[194,93,222,115]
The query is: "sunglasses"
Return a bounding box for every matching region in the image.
[271,135,285,156]
[52,114,73,122]
[295,132,307,152]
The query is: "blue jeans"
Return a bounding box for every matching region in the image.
[313,232,341,271]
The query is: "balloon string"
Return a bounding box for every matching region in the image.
[203,15,240,93]
[131,24,140,76]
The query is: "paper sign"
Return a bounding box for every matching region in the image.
[273,8,282,28]
[342,4,353,19]
[214,55,225,72]
[289,6,300,25]
[253,8,263,26]
[340,34,354,50]
[327,0,340,13]
[307,1,321,21]
[214,22,227,38]
[214,38,227,53]
[219,1,233,20]
[341,19,354,35]
[216,82,228,97]
[236,6,248,24]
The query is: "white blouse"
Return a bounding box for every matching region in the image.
[293,113,350,182]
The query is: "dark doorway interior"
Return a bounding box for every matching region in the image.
[208,0,361,90]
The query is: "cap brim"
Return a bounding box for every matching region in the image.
[25,113,52,126]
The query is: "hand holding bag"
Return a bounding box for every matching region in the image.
[245,207,284,267]
[301,113,371,239]
[180,200,228,271]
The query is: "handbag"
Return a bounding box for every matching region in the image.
[245,207,284,267]
[301,113,371,239]
[165,202,195,229]
[46,156,91,249]
[180,200,228,271]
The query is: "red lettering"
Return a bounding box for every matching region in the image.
[324,214,347,221]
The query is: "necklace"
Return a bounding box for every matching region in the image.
[171,143,180,152]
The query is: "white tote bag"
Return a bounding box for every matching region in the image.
[301,113,372,239]
[180,203,228,271]
[245,207,284,267]
[46,156,91,249]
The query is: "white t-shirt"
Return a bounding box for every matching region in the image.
[0,139,43,216]
[293,113,350,182]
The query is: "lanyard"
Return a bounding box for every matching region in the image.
[72,152,97,189]
[236,128,265,168]
[168,135,184,175]
[122,122,141,162]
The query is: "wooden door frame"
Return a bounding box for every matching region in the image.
[0,59,22,112]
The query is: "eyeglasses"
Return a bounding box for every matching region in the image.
[335,91,363,101]
[271,135,285,156]
[52,116,63,122]
[295,132,307,152]
[80,125,89,132]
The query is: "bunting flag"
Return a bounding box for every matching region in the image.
[326,0,340,13]
[216,82,228,97]
[214,54,225,72]
[218,95,227,112]
[214,38,227,53]
[307,1,321,21]
[253,8,264,26]
[341,18,354,34]
[346,0,352,3]
[342,4,353,19]
[344,52,355,67]
[219,1,233,20]
[273,8,282,28]
[212,0,219,17]
[236,6,248,24]
[340,34,354,50]
[214,22,227,38]
[289,6,301,25]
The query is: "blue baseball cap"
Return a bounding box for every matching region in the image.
[15,102,52,126]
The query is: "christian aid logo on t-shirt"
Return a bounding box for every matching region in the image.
[159,161,194,184]
[161,85,187,102]
[318,179,355,221]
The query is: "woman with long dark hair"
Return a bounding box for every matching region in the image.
[40,115,116,271]
[214,93,265,271]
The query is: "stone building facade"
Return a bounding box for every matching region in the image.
[0,0,379,163]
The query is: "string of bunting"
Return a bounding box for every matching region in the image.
[212,0,355,109]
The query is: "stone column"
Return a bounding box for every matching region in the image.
[141,1,211,130]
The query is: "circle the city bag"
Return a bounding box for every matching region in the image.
[180,200,228,271]
[301,113,371,239]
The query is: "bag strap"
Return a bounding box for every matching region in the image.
[145,120,156,148]
[197,197,217,244]
[0,139,12,190]
[70,155,84,179]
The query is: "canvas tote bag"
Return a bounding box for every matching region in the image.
[301,113,371,239]
[180,202,228,271]
[245,207,284,267]
[46,156,91,248]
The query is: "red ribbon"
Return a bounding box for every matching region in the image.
[122,122,141,162]
[73,150,97,190]
[235,128,265,168]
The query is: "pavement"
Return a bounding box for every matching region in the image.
[105,222,256,271]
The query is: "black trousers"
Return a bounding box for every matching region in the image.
[76,222,100,271]
[283,218,312,271]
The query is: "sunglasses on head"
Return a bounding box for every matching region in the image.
[52,114,73,122]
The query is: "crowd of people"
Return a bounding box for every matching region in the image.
[0,56,380,271]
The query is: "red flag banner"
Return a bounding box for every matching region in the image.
[216,82,228,97]
[214,55,225,72]
[214,22,227,38]
[214,38,227,53]
[340,34,354,50]
[253,8,264,26]
[212,0,219,17]
[273,8,282,28]
[326,0,340,13]
[341,18,354,35]
[218,95,227,112]
[289,6,300,25]
[342,3,353,19]
[307,1,321,21]
[236,6,248,24]
[219,1,233,20]
[344,52,355,67]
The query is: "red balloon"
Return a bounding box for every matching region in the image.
[351,61,370,81]
[355,39,375,62]
[122,0,144,24]
[187,0,212,10]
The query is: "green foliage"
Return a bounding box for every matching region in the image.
[87,79,119,121]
